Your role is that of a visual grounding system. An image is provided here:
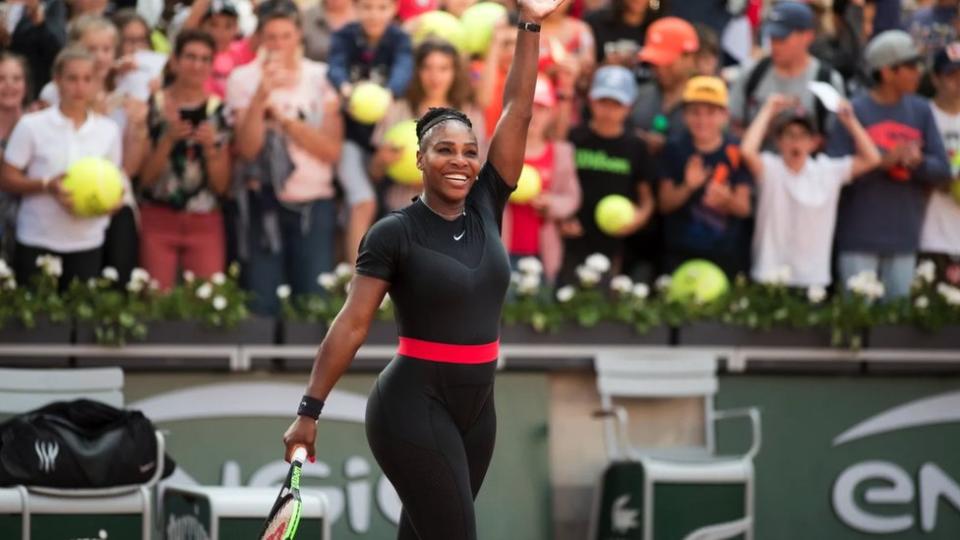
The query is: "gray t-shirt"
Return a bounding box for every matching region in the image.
[630,82,686,141]
[729,56,846,129]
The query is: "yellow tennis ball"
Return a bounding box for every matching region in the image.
[461,2,508,56]
[384,120,421,185]
[62,157,124,218]
[348,82,392,125]
[668,259,730,304]
[509,164,542,204]
[413,11,466,51]
[951,179,960,205]
[594,194,635,236]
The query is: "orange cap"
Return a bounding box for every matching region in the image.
[638,17,699,67]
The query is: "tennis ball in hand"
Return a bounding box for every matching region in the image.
[384,120,421,185]
[951,179,960,205]
[509,164,542,204]
[461,2,508,56]
[348,82,392,125]
[594,194,635,236]
[668,259,730,304]
[413,11,466,51]
[62,157,124,217]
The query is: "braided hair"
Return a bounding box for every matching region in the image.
[416,107,473,149]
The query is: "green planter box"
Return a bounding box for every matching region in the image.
[280,320,327,345]
[867,324,960,350]
[677,322,833,347]
[500,322,670,345]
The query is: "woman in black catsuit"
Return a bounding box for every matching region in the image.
[281,0,567,538]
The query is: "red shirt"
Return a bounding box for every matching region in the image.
[205,39,256,99]
[508,143,554,256]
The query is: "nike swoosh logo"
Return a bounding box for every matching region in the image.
[139,462,155,473]
[454,231,465,241]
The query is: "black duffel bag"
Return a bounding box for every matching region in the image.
[0,399,175,488]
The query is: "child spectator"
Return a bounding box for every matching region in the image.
[228,0,345,315]
[560,66,654,283]
[327,0,413,263]
[729,1,845,134]
[631,17,699,155]
[504,76,581,284]
[920,43,960,286]
[658,76,753,278]
[138,30,231,290]
[0,47,122,288]
[741,94,880,287]
[827,30,951,299]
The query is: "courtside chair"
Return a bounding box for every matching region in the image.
[0,367,164,540]
[589,351,761,540]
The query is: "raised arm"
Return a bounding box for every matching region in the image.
[281,275,389,461]
[487,0,568,185]
[835,101,881,179]
[740,94,789,179]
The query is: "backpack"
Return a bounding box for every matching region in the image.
[0,399,175,488]
[743,56,835,133]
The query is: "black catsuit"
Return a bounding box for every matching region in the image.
[355,162,514,540]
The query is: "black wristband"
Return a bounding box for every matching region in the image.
[297,395,325,420]
[518,21,541,33]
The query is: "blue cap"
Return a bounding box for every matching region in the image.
[764,1,815,40]
[589,66,638,106]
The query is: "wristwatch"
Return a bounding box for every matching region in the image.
[518,21,541,33]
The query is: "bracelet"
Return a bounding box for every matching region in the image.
[297,395,325,420]
[518,21,541,33]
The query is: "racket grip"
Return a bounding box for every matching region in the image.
[292,447,308,464]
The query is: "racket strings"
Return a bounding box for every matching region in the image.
[262,499,296,540]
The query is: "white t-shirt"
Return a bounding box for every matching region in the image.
[752,152,853,287]
[921,105,960,255]
[3,107,122,252]
[226,58,337,203]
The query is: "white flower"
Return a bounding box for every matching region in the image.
[183,270,196,283]
[655,275,672,292]
[211,272,226,285]
[631,283,650,300]
[126,280,143,293]
[738,297,750,310]
[212,295,227,311]
[196,282,213,300]
[847,270,884,300]
[101,266,119,281]
[517,273,541,295]
[517,257,543,276]
[510,272,521,286]
[86,277,98,289]
[130,267,150,284]
[610,275,633,294]
[937,283,960,306]
[807,285,827,304]
[584,253,611,274]
[318,272,337,290]
[914,295,930,310]
[576,265,601,287]
[276,284,292,299]
[916,259,936,284]
[335,262,353,279]
[35,255,62,278]
[379,293,391,310]
[0,259,10,278]
[556,285,575,303]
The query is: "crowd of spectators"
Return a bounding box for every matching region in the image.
[0,0,958,315]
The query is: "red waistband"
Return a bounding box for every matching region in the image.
[397,337,500,364]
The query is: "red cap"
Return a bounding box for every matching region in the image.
[638,17,699,67]
[397,0,437,22]
[533,76,556,107]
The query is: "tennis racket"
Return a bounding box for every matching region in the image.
[260,447,308,540]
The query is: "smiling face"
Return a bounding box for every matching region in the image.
[417,121,481,205]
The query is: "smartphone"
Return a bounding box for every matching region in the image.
[179,105,207,127]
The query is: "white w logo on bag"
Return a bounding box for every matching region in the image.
[35,440,59,473]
